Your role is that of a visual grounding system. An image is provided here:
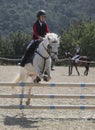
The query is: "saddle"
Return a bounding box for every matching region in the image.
[20,40,41,67]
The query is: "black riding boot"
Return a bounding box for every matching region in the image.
[20,40,41,67]
[20,51,30,67]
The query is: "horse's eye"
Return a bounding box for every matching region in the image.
[52,41,56,43]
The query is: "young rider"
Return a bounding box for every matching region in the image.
[20,10,50,67]
[72,44,80,63]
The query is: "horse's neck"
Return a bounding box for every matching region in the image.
[37,39,49,57]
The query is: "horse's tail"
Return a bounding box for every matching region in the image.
[87,64,89,71]
[12,73,21,89]
[13,73,21,82]
[86,57,90,71]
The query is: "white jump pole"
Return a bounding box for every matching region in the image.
[0,94,95,99]
[0,82,95,87]
[0,105,95,109]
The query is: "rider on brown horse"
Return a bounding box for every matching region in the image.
[72,45,80,63]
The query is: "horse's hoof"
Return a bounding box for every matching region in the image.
[11,86,15,89]
[68,73,71,76]
[26,100,30,105]
[34,76,41,83]
[44,71,47,75]
[43,76,48,81]
[51,68,55,71]
[84,71,88,76]
[20,101,23,105]
[84,73,88,76]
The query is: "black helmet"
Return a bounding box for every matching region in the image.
[37,10,46,17]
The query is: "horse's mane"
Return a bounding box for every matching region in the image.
[45,33,58,39]
[44,33,59,44]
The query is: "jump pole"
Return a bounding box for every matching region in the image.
[0,94,95,99]
[0,82,95,87]
[0,105,95,110]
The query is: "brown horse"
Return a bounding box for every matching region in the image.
[65,52,90,76]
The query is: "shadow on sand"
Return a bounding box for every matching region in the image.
[3,113,41,128]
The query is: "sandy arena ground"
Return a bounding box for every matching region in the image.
[0,65,95,130]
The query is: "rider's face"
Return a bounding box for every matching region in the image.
[39,15,46,22]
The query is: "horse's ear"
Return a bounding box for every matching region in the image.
[58,36,61,40]
[48,35,52,41]
[56,36,60,45]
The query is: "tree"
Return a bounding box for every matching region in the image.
[60,20,95,60]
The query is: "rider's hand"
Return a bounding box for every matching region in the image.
[38,36,44,41]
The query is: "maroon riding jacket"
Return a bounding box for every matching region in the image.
[32,20,50,40]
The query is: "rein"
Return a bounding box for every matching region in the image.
[42,42,51,56]
[36,51,49,74]
[35,42,50,74]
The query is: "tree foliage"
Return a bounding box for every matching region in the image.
[59,20,95,61]
[0,0,95,35]
[0,31,31,59]
[0,1,95,64]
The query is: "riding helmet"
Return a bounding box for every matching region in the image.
[37,10,46,17]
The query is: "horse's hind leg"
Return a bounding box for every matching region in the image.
[12,74,21,89]
[68,64,73,76]
[26,86,32,105]
[13,67,28,105]
[20,86,25,105]
[26,75,35,105]
[20,73,29,105]
[12,73,25,105]
[75,66,80,76]
[84,65,89,76]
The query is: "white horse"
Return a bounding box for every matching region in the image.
[50,44,59,70]
[13,33,60,105]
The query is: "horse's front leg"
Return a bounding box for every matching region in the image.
[68,60,72,76]
[68,65,71,76]
[43,66,51,81]
[33,66,43,83]
[68,62,73,76]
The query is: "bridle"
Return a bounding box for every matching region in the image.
[35,40,51,74]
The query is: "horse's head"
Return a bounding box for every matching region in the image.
[45,33,60,60]
[65,51,73,58]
